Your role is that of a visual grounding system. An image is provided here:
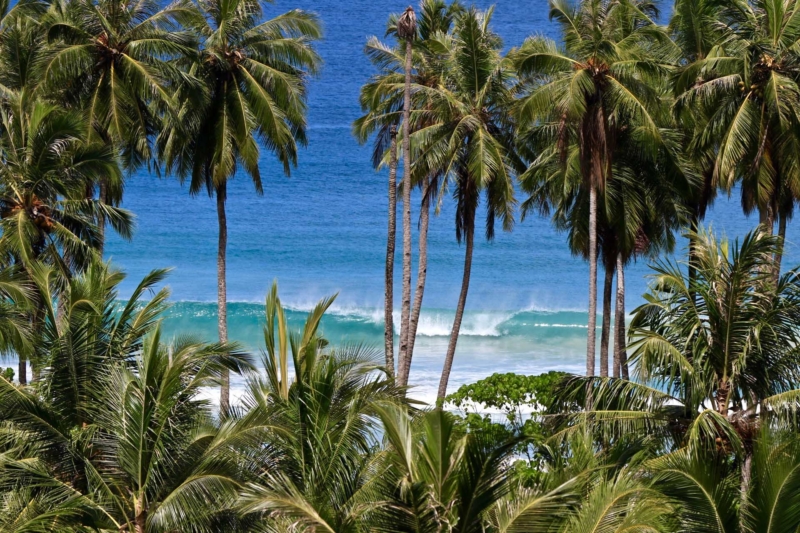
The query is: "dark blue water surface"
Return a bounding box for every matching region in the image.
[101,0,800,401]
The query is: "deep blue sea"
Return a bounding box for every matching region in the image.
[92,0,799,403]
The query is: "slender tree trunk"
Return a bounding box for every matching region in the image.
[401,176,430,387]
[688,209,698,304]
[384,127,398,377]
[18,357,26,385]
[741,451,753,512]
[599,264,613,377]
[586,186,597,376]
[614,253,626,379]
[775,211,787,283]
[398,35,414,376]
[98,177,108,256]
[437,224,473,402]
[759,205,775,236]
[217,182,230,413]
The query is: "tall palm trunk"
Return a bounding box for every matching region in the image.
[97,178,108,256]
[398,32,414,375]
[775,211,787,283]
[217,182,230,413]
[384,127,398,376]
[401,176,430,387]
[587,185,598,376]
[688,209,698,303]
[759,205,775,236]
[614,252,628,379]
[437,220,473,402]
[599,264,613,377]
[18,357,26,385]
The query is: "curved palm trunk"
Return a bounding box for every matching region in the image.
[614,252,626,379]
[599,264,613,377]
[217,183,230,413]
[437,223,473,402]
[587,186,598,376]
[384,127,399,376]
[401,177,430,387]
[398,35,414,376]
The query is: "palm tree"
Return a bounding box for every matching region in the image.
[397,6,416,384]
[520,125,683,379]
[235,283,407,531]
[407,7,519,401]
[354,0,463,386]
[0,99,133,383]
[650,428,800,533]
[39,0,191,249]
[669,0,726,293]
[0,262,252,533]
[159,0,321,412]
[513,0,673,376]
[552,227,800,476]
[674,0,800,244]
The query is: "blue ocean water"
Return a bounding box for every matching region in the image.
[93,0,800,402]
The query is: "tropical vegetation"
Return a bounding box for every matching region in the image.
[2,0,800,529]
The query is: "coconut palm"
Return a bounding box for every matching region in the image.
[674,0,800,245]
[552,227,800,470]
[354,0,463,385]
[520,124,683,379]
[650,428,800,533]
[0,262,252,533]
[234,283,407,531]
[513,0,674,376]
[159,0,320,412]
[0,100,132,273]
[406,7,520,400]
[397,5,416,385]
[0,0,48,104]
[0,99,133,383]
[38,0,193,248]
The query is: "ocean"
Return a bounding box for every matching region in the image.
[87,0,800,403]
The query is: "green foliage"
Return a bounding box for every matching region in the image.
[0,367,12,381]
[447,371,568,414]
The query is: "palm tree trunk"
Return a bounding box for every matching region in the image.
[740,451,753,511]
[133,499,146,533]
[599,264,613,377]
[384,127,398,377]
[98,177,107,256]
[217,182,230,413]
[614,252,627,379]
[437,223,473,402]
[398,35,414,377]
[18,357,26,385]
[587,185,597,376]
[401,176,430,387]
[775,211,787,283]
[759,205,775,236]
[688,209,698,304]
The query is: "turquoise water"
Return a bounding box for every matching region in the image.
[61,0,800,402]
